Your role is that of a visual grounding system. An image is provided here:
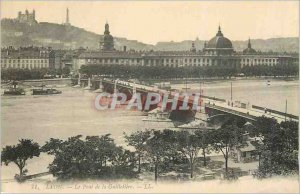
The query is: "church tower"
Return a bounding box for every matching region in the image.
[100,22,115,51]
[248,38,252,49]
[243,37,257,54]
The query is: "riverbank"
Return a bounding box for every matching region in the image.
[143,76,299,85]
[2,75,298,86]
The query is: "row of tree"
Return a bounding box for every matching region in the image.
[240,64,299,77]
[1,117,298,182]
[1,67,71,81]
[79,64,299,80]
[1,63,297,81]
[80,65,237,79]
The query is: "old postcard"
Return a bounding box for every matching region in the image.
[0,0,299,193]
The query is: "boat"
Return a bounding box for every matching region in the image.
[142,108,172,122]
[3,81,25,96]
[267,80,270,85]
[4,88,25,96]
[32,85,62,95]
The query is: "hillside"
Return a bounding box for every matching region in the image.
[1,19,153,50]
[1,19,299,52]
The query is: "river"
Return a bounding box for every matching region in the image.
[1,78,299,179]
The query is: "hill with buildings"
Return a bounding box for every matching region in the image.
[1,18,153,50]
[1,18,299,53]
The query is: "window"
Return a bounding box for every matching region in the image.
[242,152,246,157]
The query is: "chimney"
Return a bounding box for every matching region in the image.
[123,46,127,52]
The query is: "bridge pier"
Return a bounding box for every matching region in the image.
[93,79,104,93]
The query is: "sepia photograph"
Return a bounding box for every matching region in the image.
[0,0,299,193]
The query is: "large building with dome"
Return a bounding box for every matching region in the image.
[1,19,297,71]
[71,23,298,71]
[203,26,234,56]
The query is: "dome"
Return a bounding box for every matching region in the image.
[103,34,113,42]
[206,36,233,49]
[243,47,256,54]
[206,26,233,49]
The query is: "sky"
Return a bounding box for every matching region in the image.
[1,1,299,44]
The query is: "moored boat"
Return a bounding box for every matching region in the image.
[3,88,25,96]
[32,85,62,95]
[3,81,26,96]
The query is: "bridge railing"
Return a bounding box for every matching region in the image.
[206,103,257,120]
[252,105,298,120]
[202,95,226,102]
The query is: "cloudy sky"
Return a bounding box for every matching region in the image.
[1,1,299,44]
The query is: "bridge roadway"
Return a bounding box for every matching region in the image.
[204,100,297,123]
[101,78,199,104]
[97,78,298,123]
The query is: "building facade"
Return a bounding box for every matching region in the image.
[1,46,50,69]
[75,24,298,72]
[1,23,298,72]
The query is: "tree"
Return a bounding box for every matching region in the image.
[175,130,200,178]
[42,134,137,180]
[1,68,49,80]
[211,124,244,177]
[254,119,299,178]
[124,129,152,173]
[194,129,213,166]
[144,129,177,183]
[62,66,70,75]
[111,146,137,178]
[1,139,40,180]
[41,138,64,155]
[253,116,278,137]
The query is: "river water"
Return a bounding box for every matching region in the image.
[1,78,299,179]
[173,79,299,115]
